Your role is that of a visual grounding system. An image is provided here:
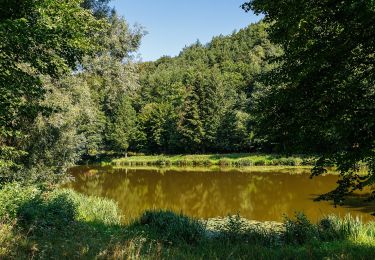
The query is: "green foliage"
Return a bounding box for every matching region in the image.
[82,0,112,18]
[112,153,315,168]
[1,194,375,259]
[0,183,41,220]
[243,0,375,205]
[138,210,205,245]
[107,96,138,154]
[0,183,120,230]
[17,192,77,230]
[0,1,144,181]
[57,189,121,225]
[0,183,76,230]
[0,0,107,181]
[136,22,281,154]
[283,212,318,244]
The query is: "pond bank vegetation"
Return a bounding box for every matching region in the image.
[110,153,318,168]
[1,184,374,259]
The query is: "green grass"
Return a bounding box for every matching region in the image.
[1,183,375,259]
[111,153,317,168]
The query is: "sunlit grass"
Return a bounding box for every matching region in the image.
[111,153,317,168]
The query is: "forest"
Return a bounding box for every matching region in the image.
[0,0,374,258]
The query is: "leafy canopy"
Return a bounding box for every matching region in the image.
[243,0,375,204]
[0,0,106,180]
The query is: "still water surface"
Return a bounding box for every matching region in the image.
[66,166,375,223]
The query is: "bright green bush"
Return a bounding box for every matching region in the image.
[57,189,121,225]
[0,183,41,220]
[218,159,231,166]
[0,184,121,229]
[254,159,266,166]
[235,159,253,167]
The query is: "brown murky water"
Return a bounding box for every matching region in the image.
[66,166,375,223]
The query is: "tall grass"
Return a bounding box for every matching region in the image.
[111,153,317,168]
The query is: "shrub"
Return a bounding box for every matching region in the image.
[317,215,343,241]
[0,183,41,220]
[254,159,266,166]
[219,214,247,241]
[283,212,318,244]
[192,159,211,166]
[0,184,122,230]
[56,189,121,225]
[235,159,253,167]
[301,157,317,166]
[218,159,231,166]
[155,159,167,166]
[17,191,77,230]
[139,210,204,245]
[278,158,297,166]
[269,159,280,166]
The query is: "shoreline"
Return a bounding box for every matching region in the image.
[110,153,317,167]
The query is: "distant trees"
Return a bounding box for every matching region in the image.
[108,96,138,156]
[135,22,281,154]
[243,1,375,203]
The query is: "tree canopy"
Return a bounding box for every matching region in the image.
[243,0,375,204]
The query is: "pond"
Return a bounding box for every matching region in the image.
[66,166,375,223]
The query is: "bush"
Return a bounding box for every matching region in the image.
[60,189,121,225]
[301,157,317,166]
[283,212,318,244]
[269,159,280,166]
[0,184,122,230]
[235,159,253,167]
[218,159,231,166]
[139,210,204,245]
[317,215,344,241]
[192,159,211,166]
[0,183,41,220]
[254,159,266,166]
[17,191,77,230]
[219,214,247,241]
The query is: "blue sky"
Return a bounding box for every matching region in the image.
[111,0,261,61]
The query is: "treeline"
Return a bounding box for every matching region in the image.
[71,21,282,157]
[133,23,282,154]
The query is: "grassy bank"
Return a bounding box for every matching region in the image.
[111,153,317,167]
[1,183,375,259]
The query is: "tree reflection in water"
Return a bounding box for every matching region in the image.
[66,166,375,223]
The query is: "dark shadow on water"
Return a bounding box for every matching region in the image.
[309,192,375,219]
[340,194,375,215]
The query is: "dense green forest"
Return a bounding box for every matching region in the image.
[1,0,374,204]
[0,1,283,181]
[135,22,281,154]
[1,0,375,258]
